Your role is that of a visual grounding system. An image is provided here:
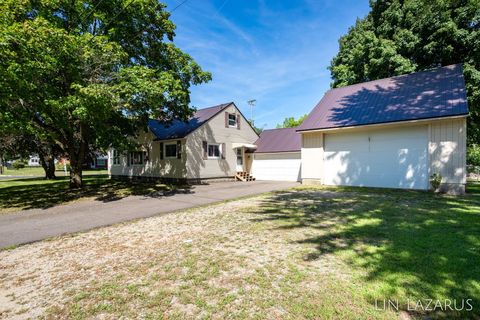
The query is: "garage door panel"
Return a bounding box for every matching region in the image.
[251,153,301,181]
[324,126,428,189]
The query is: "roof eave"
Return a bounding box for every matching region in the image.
[296,113,469,133]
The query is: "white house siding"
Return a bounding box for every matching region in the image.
[108,131,187,179]
[323,125,429,189]
[301,132,324,184]
[300,117,467,193]
[429,117,467,192]
[185,104,259,179]
[251,152,301,181]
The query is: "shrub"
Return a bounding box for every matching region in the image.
[467,144,480,166]
[12,160,27,170]
[55,162,70,171]
[430,173,442,191]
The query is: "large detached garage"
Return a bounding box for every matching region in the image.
[297,64,469,193]
[251,128,301,181]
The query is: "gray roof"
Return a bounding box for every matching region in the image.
[254,128,301,153]
[148,103,232,140]
[297,64,469,132]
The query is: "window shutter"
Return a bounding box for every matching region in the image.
[225,112,229,128]
[237,114,241,130]
[160,142,164,160]
[221,143,226,159]
[202,141,208,159]
[177,140,182,159]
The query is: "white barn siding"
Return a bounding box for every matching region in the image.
[301,132,324,183]
[429,118,467,190]
[300,117,467,192]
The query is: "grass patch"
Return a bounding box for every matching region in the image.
[250,183,480,319]
[0,167,107,176]
[0,174,188,213]
[4,182,479,319]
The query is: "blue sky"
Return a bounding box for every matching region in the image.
[164,0,370,130]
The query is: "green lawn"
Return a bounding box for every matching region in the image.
[250,182,480,319]
[0,174,185,213]
[0,166,107,176]
[1,182,478,319]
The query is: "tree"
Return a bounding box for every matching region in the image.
[276,114,308,128]
[0,112,60,179]
[0,0,211,188]
[329,0,480,145]
[247,120,264,134]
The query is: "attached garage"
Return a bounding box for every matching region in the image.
[323,125,429,189]
[251,152,301,181]
[297,64,469,193]
[251,128,301,182]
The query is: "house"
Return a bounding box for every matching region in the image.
[27,155,40,167]
[250,128,302,181]
[89,154,108,169]
[108,102,259,182]
[297,64,469,193]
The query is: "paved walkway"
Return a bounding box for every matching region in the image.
[0,181,297,248]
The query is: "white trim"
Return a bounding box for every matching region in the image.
[112,149,121,166]
[297,115,468,134]
[129,151,145,166]
[232,142,257,149]
[207,143,221,159]
[164,142,178,159]
[254,151,301,155]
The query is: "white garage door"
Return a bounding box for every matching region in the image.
[324,126,428,189]
[251,152,301,181]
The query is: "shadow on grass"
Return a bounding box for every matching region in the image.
[0,175,193,212]
[252,183,480,319]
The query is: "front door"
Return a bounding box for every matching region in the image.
[236,148,244,172]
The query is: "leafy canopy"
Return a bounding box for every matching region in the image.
[329,0,480,144]
[276,114,307,128]
[0,0,211,187]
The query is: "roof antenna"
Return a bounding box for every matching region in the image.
[247,99,256,125]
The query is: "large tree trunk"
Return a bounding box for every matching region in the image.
[69,157,83,188]
[39,154,56,179]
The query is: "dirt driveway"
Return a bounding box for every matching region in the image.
[0,181,297,248]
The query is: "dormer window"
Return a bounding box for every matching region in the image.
[228,113,237,127]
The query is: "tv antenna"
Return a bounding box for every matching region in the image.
[247,99,256,125]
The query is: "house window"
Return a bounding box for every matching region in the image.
[129,151,144,165]
[165,143,177,158]
[228,113,237,127]
[208,143,221,159]
[113,150,120,165]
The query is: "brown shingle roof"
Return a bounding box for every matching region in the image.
[254,128,301,153]
[297,64,469,132]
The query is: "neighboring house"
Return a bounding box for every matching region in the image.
[27,155,40,167]
[109,102,259,182]
[250,128,301,181]
[89,154,108,169]
[297,64,468,193]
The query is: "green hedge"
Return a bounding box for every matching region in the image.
[467,144,480,166]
